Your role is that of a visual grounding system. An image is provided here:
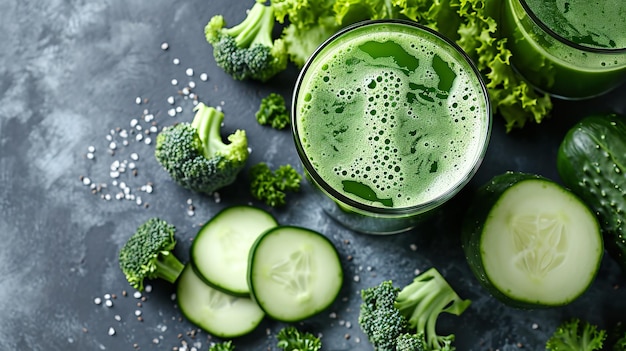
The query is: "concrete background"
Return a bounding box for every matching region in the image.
[1,0,625,350]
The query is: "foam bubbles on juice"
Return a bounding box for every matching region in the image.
[297,25,488,209]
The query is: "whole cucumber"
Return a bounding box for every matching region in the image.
[557,114,626,275]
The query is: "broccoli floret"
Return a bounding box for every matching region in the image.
[396,333,427,351]
[255,93,290,129]
[118,218,184,292]
[546,318,607,351]
[276,326,322,351]
[394,268,471,351]
[359,280,409,351]
[359,269,470,351]
[249,163,301,207]
[155,103,249,195]
[205,1,287,81]
[209,341,235,351]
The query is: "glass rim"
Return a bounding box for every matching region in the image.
[291,19,492,216]
[518,0,626,54]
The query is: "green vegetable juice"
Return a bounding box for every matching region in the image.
[501,0,626,99]
[293,21,491,234]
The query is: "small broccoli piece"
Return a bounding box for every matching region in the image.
[118,218,185,292]
[394,268,471,351]
[249,163,301,207]
[546,318,607,351]
[276,326,322,351]
[155,103,249,195]
[396,333,427,351]
[205,1,287,81]
[255,93,290,129]
[359,280,410,351]
[209,341,235,351]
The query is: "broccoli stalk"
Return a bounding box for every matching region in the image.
[358,268,470,351]
[205,1,287,82]
[118,218,185,292]
[394,268,471,350]
[155,103,249,195]
[546,318,607,351]
[191,103,248,165]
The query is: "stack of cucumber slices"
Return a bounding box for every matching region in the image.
[176,205,344,338]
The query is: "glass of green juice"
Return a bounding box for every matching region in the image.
[500,0,626,99]
[292,20,492,234]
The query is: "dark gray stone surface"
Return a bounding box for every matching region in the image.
[1,0,625,350]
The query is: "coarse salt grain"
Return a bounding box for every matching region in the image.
[135,97,142,105]
[133,291,142,299]
[108,327,116,336]
[173,58,180,65]
[161,42,169,50]
[200,73,208,81]
[185,68,194,76]
[167,96,175,105]
[130,153,139,161]
[171,79,178,86]
[94,297,102,305]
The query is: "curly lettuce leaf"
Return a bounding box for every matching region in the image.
[455,0,552,131]
[271,0,553,130]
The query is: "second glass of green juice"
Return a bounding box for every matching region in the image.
[292,20,492,234]
[500,0,626,99]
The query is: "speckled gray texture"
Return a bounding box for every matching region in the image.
[1,0,625,350]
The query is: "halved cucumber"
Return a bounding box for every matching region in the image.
[191,205,277,296]
[176,264,265,338]
[248,226,343,322]
[462,172,603,308]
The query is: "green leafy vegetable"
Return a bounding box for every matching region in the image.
[155,103,249,195]
[546,318,607,351]
[249,163,302,207]
[118,218,185,292]
[205,0,288,81]
[256,92,290,129]
[276,326,322,351]
[269,0,552,130]
[209,341,236,351]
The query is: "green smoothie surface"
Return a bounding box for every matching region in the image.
[524,0,626,49]
[295,22,490,210]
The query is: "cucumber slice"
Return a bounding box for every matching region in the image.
[191,205,277,296]
[462,172,603,308]
[248,226,343,322]
[176,264,265,338]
